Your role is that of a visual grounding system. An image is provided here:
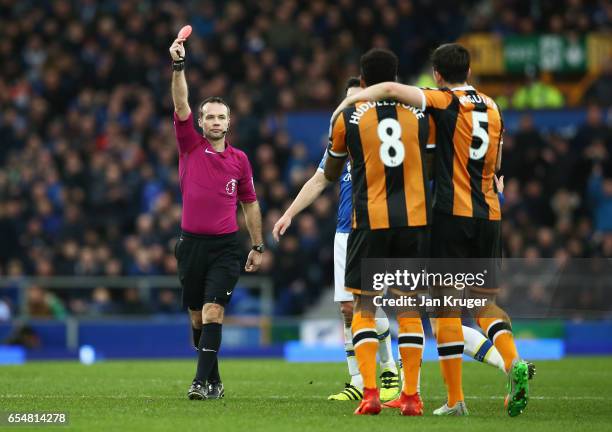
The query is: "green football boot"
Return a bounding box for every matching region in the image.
[505,359,530,417]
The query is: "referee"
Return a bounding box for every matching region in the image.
[169,36,264,400]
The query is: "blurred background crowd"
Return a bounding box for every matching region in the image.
[0,0,610,321]
[471,0,611,35]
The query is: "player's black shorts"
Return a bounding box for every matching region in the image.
[431,211,501,258]
[175,230,241,309]
[431,211,501,292]
[345,226,430,295]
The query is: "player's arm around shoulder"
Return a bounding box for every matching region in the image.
[338,82,426,111]
[420,87,454,111]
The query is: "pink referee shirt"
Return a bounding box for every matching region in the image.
[173,112,257,235]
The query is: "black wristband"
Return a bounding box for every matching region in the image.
[252,244,264,253]
[172,59,185,71]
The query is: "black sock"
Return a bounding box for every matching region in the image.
[208,358,221,384]
[195,323,222,383]
[192,327,202,349]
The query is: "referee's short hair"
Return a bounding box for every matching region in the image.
[344,76,361,93]
[198,96,231,117]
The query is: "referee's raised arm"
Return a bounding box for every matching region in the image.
[170,37,199,155]
[170,37,190,121]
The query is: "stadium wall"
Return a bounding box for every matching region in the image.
[0,319,610,364]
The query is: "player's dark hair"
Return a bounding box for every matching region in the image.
[344,76,361,92]
[359,48,398,86]
[431,43,470,84]
[198,96,231,117]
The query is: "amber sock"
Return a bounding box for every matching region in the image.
[397,316,424,395]
[435,318,464,406]
[352,311,379,389]
[478,312,519,372]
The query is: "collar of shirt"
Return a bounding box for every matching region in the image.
[203,138,233,159]
[450,85,475,92]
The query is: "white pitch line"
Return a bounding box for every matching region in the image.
[0,394,606,401]
[464,395,606,401]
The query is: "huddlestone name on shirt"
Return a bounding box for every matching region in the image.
[349,101,424,125]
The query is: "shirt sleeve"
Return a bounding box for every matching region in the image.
[238,154,257,203]
[421,88,453,111]
[173,112,200,155]
[327,113,348,158]
[317,150,328,173]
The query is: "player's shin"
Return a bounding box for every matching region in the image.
[436,317,465,407]
[192,327,202,350]
[352,309,379,390]
[344,325,363,388]
[476,303,519,372]
[462,325,505,372]
[376,313,397,372]
[397,316,424,395]
[195,322,222,383]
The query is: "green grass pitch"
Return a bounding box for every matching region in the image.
[1,357,611,431]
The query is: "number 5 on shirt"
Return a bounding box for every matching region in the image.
[470,111,489,160]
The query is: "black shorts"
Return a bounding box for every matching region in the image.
[431,211,501,259]
[175,230,241,309]
[345,226,430,295]
[431,211,501,293]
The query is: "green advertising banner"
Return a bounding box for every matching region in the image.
[504,35,587,73]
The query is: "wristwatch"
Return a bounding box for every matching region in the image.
[172,59,185,71]
[252,244,265,253]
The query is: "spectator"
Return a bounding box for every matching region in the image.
[156,289,182,315]
[0,298,11,321]
[512,71,564,109]
[25,285,67,319]
[584,58,612,106]
[588,163,612,233]
[90,287,117,315]
[120,288,151,315]
[4,324,41,349]
[573,105,611,152]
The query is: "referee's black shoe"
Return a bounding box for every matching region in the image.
[187,380,207,400]
[206,381,225,399]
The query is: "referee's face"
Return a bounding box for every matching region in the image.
[199,102,230,141]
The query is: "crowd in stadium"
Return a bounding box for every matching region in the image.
[469,0,611,34]
[0,0,610,319]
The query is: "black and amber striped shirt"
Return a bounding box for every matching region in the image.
[420,86,502,220]
[328,100,431,230]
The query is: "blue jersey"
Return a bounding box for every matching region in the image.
[318,152,352,233]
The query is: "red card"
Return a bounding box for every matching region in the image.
[177,25,192,40]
